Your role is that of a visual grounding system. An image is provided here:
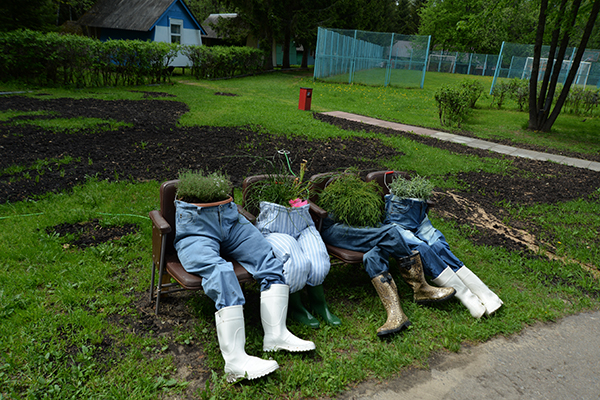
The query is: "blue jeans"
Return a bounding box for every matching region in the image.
[319,216,412,278]
[174,200,285,310]
[384,195,464,278]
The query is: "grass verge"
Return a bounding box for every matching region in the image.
[0,70,599,399]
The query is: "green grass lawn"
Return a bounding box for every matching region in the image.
[0,70,599,399]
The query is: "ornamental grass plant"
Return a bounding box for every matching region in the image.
[319,173,384,227]
[389,175,435,201]
[246,174,310,208]
[176,169,232,203]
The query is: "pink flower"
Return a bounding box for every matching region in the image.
[289,198,308,207]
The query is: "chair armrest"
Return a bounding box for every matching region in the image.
[308,201,328,231]
[237,204,257,224]
[308,201,328,219]
[149,210,171,234]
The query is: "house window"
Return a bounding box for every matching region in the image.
[170,20,182,43]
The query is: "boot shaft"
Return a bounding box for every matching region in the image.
[398,252,456,304]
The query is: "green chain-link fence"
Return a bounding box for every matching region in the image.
[491,41,600,93]
[313,27,430,88]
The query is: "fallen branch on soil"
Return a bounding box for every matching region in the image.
[437,191,600,280]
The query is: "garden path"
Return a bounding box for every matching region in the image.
[333,310,600,400]
[323,111,600,172]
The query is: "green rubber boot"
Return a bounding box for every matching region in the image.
[287,291,320,328]
[307,285,341,326]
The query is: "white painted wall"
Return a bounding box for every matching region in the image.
[155,18,202,67]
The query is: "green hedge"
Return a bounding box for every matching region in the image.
[0,30,174,87]
[0,30,267,87]
[182,45,266,79]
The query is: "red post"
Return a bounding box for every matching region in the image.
[298,87,313,111]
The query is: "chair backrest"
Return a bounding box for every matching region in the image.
[365,170,411,196]
[159,179,179,255]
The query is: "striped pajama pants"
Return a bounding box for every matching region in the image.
[256,201,331,293]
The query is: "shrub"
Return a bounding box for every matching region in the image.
[460,79,484,108]
[434,84,471,127]
[491,79,529,111]
[182,45,265,79]
[490,80,511,109]
[510,78,529,111]
[0,30,182,87]
[566,86,599,116]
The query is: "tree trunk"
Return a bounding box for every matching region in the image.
[528,0,600,132]
[542,0,600,131]
[282,30,291,69]
[301,45,309,69]
[528,0,547,130]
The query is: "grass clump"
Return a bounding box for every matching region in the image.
[319,173,383,227]
[246,175,310,208]
[389,175,435,201]
[176,169,232,203]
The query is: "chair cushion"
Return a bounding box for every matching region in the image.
[325,244,364,264]
[165,254,203,290]
[165,254,253,291]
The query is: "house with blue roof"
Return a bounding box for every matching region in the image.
[78,0,206,67]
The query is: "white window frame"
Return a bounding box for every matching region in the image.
[170,19,183,44]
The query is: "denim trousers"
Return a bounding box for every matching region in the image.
[174,200,285,310]
[319,216,412,278]
[256,201,330,293]
[383,195,464,278]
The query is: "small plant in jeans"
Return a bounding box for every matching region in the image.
[176,169,232,203]
[319,172,384,228]
[389,175,434,201]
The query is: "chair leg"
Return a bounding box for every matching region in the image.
[155,262,165,315]
[149,261,157,303]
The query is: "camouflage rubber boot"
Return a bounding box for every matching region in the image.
[397,251,456,304]
[371,272,411,337]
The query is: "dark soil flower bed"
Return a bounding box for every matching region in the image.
[1,94,599,252]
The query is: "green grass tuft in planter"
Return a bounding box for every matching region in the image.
[389,175,434,201]
[319,173,384,228]
[247,175,311,209]
[176,169,232,203]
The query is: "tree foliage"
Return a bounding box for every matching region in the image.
[0,0,57,32]
[418,0,538,53]
[196,0,423,68]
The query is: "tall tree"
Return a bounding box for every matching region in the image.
[528,0,600,132]
[0,0,56,32]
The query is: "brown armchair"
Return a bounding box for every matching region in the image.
[148,179,253,314]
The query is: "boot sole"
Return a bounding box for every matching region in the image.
[263,343,316,352]
[226,363,279,383]
[376,320,412,337]
[415,291,456,304]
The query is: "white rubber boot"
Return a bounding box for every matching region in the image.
[261,284,316,352]
[433,267,486,319]
[215,305,279,382]
[456,266,503,316]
